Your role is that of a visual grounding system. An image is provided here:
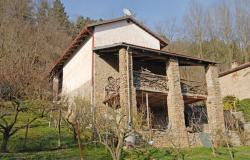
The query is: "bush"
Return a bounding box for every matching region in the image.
[223,96,238,111]
[237,98,250,122]
[124,147,173,160]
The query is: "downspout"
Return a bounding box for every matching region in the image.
[126,46,132,129]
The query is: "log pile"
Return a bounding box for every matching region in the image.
[133,70,168,93]
[181,79,207,95]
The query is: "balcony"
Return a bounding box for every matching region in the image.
[103,71,207,107]
[133,70,207,96]
[133,70,168,93]
[181,79,207,96]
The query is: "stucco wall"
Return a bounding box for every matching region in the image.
[94,20,160,50]
[62,37,93,99]
[219,67,250,100]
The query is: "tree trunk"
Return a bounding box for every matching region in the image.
[76,120,83,160]
[23,119,30,149]
[72,125,77,142]
[1,132,10,152]
[58,109,62,148]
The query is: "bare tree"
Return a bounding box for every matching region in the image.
[0,84,53,152]
[184,0,206,57]
[95,107,128,160]
[65,97,93,160]
[235,0,250,62]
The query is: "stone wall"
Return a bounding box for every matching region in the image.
[94,52,119,113]
[166,58,189,147]
[219,67,250,100]
[119,48,137,125]
[139,130,203,148]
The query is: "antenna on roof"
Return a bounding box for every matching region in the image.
[123,8,133,16]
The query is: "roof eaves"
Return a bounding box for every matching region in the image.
[50,27,92,76]
[219,62,250,77]
[93,42,217,64]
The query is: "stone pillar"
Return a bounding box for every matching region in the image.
[53,74,59,101]
[205,64,225,144]
[166,58,189,147]
[119,48,137,126]
[128,51,137,118]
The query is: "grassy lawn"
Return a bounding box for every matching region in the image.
[0,117,112,159]
[184,146,250,160]
[0,117,250,159]
[1,146,250,160]
[123,146,250,160]
[0,147,111,160]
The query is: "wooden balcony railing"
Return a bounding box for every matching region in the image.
[133,70,168,93]
[103,71,207,106]
[181,79,207,96]
[133,70,207,96]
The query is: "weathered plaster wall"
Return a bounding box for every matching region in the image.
[94,20,160,50]
[62,37,93,99]
[219,67,250,100]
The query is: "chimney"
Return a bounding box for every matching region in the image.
[231,61,239,69]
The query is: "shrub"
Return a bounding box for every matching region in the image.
[237,98,250,122]
[223,96,238,111]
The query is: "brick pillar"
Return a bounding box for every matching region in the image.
[166,58,189,147]
[205,65,225,144]
[119,48,137,127]
[53,74,59,101]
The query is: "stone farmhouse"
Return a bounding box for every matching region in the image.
[219,62,250,100]
[50,16,225,147]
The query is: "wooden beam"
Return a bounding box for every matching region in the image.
[179,60,206,66]
[146,92,150,129]
[138,57,166,61]
[132,54,147,58]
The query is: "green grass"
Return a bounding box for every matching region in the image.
[237,99,250,122]
[123,146,250,160]
[0,116,250,160]
[0,118,76,152]
[0,147,111,160]
[184,146,250,160]
[1,146,250,160]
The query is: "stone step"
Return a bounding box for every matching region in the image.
[228,131,242,146]
[244,123,250,133]
[232,111,245,123]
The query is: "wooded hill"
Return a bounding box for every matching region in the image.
[157,0,250,71]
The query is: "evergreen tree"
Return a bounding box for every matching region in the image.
[50,0,70,30]
[37,0,49,24]
[74,16,94,35]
